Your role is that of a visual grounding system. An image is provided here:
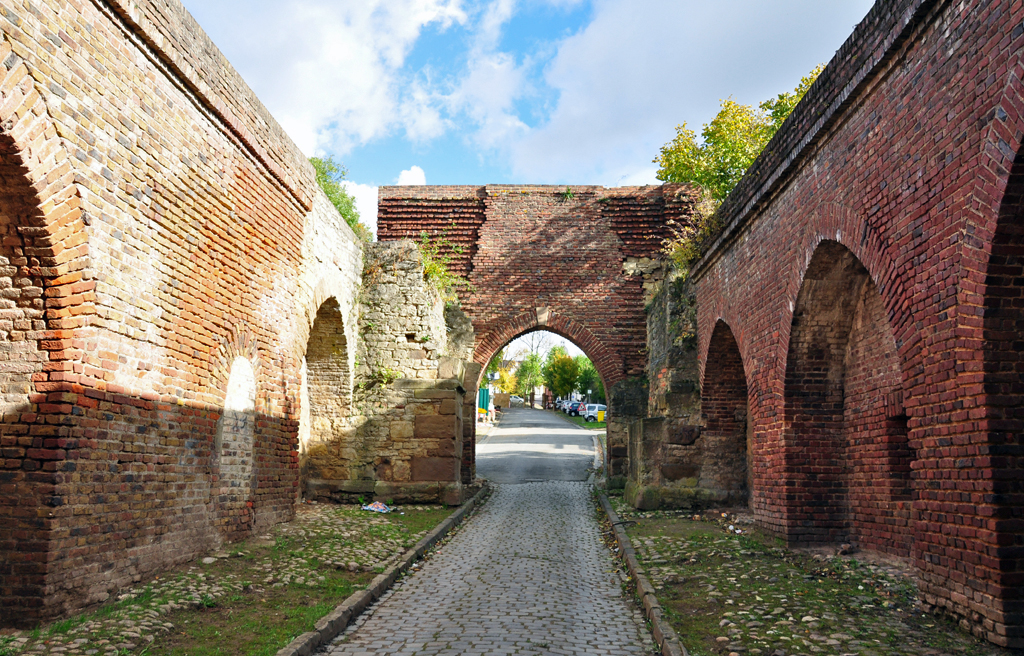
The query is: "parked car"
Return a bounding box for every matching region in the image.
[567,401,587,417]
[510,395,524,407]
[584,404,607,422]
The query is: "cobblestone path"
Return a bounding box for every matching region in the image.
[322,481,654,656]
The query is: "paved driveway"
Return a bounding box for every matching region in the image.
[321,409,653,656]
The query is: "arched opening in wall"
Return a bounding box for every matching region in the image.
[701,321,750,508]
[983,148,1024,603]
[783,240,911,555]
[475,329,607,484]
[300,298,356,490]
[214,357,257,536]
[0,136,67,626]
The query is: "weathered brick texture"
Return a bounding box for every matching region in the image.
[0,0,364,626]
[378,184,693,477]
[691,0,1024,646]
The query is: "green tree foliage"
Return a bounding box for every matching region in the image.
[654,65,823,201]
[485,348,505,379]
[654,65,823,273]
[310,156,373,242]
[515,353,544,399]
[543,350,579,399]
[573,356,604,403]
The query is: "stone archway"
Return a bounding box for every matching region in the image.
[299,298,358,492]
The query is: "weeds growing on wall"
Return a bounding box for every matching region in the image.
[417,228,472,303]
[662,188,723,275]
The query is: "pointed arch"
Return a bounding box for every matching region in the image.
[473,309,621,393]
[0,48,91,626]
[782,240,912,554]
[701,320,751,507]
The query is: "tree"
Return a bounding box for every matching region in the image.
[655,66,823,273]
[515,353,544,406]
[574,356,604,403]
[310,155,373,242]
[543,352,579,399]
[654,65,823,202]
[496,367,518,394]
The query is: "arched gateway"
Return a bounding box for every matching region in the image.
[378,184,695,479]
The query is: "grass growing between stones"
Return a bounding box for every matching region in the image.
[609,496,1013,656]
[0,504,455,656]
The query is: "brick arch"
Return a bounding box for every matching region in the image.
[970,140,1024,631]
[207,323,264,410]
[0,47,92,627]
[700,320,751,507]
[771,203,910,395]
[780,239,912,553]
[473,309,622,393]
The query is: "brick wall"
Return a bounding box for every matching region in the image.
[0,0,365,626]
[691,0,1024,646]
[378,184,694,477]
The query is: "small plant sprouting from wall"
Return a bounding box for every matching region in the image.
[358,365,403,391]
[559,186,575,202]
[417,227,472,303]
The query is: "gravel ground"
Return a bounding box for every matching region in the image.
[609,495,1014,656]
[0,503,448,656]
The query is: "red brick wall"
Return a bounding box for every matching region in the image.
[700,321,748,501]
[0,0,365,626]
[378,184,691,391]
[691,0,1024,645]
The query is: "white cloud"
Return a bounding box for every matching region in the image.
[342,181,379,237]
[181,0,467,155]
[507,0,874,185]
[397,165,427,185]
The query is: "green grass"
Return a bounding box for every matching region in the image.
[148,571,370,656]
[547,409,606,429]
[4,503,460,656]
[614,504,1010,656]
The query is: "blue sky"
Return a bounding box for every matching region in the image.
[180,0,874,233]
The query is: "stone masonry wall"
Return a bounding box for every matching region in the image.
[0,0,364,626]
[304,241,472,506]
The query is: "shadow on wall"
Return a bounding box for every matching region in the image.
[0,388,298,628]
[782,240,911,554]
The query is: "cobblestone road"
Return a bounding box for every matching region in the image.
[321,481,654,656]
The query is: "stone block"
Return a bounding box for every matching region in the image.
[414,389,458,399]
[660,464,698,481]
[666,424,700,446]
[410,457,457,482]
[440,482,464,506]
[437,356,465,382]
[439,398,459,415]
[390,420,414,439]
[373,481,441,503]
[415,415,456,439]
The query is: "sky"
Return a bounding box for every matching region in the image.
[179,0,874,235]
